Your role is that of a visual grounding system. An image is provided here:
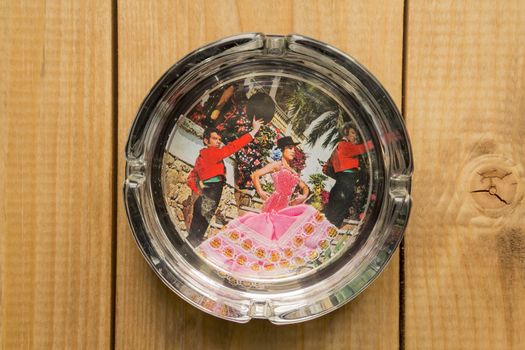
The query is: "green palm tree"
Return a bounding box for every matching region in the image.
[287,82,332,134]
[306,110,347,148]
[287,81,349,149]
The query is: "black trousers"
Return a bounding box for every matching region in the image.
[187,181,224,246]
[325,172,359,228]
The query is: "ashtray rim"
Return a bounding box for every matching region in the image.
[124,32,412,324]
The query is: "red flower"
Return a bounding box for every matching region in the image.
[321,190,330,204]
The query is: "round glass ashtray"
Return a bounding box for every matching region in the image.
[124,33,412,324]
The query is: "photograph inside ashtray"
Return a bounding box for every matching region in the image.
[162,74,378,280]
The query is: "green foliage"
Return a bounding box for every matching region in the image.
[286,81,349,148]
[307,110,346,148]
[307,173,329,211]
[308,173,328,188]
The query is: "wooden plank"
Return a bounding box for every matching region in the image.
[404,1,525,349]
[0,1,114,349]
[116,1,404,349]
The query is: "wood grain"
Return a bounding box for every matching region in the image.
[404,1,525,349]
[3,0,525,348]
[0,1,114,349]
[116,1,404,349]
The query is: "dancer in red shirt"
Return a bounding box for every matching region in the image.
[324,123,373,227]
[186,118,263,246]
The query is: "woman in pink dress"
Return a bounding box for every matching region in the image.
[197,137,339,277]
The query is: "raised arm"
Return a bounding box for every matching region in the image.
[207,119,263,162]
[340,140,374,158]
[251,161,281,201]
[208,133,253,162]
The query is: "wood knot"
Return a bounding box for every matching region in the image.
[468,160,520,215]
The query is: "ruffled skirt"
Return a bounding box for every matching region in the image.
[197,204,339,277]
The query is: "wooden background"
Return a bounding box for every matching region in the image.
[1,0,524,349]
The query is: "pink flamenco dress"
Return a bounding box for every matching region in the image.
[197,167,339,277]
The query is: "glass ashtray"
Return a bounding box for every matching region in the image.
[124,33,412,324]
